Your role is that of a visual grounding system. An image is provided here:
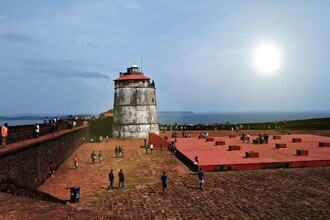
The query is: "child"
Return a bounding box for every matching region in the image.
[49,162,54,177]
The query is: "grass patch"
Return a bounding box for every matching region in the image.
[135,178,153,184]
[118,185,135,191]
[296,200,304,205]
[250,212,258,217]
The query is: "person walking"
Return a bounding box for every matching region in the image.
[74,155,79,169]
[247,133,250,144]
[198,168,204,190]
[121,146,125,158]
[1,123,8,149]
[161,171,167,194]
[150,144,153,154]
[91,150,96,164]
[107,169,114,190]
[115,146,118,158]
[118,169,124,188]
[98,151,103,163]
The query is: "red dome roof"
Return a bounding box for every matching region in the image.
[114,74,150,81]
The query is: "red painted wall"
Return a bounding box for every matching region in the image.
[149,132,170,149]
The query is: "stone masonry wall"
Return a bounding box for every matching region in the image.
[0,125,89,188]
[113,86,159,139]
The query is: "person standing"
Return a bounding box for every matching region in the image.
[264,133,269,144]
[241,132,245,143]
[49,162,54,177]
[198,168,204,190]
[150,144,153,154]
[194,156,199,165]
[98,151,103,163]
[145,144,149,154]
[34,123,40,138]
[91,150,96,164]
[1,123,8,149]
[115,146,118,158]
[74,155,79,169]
[107,169,115,190]
[161,171,167,194]
[160,143,163,152]
[121,146,125,158]
[44,117,49,124]
[118,169,124,188]
[118,146,122,157]
[246,133,250,144]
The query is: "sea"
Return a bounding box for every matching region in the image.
[157,111,330,125]
[1,111,330,126]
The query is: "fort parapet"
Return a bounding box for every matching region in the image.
[0,124,89,188]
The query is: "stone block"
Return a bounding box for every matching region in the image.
[319,142,330,147]
[215,141,225,146]
[206,137,214,142]
[273,135,281,139]
[229,145,241,151]
[245,151,259,158]
[297,149,308,156]
[276,143,287,148]
[229,135,236,138]
[292,138,302,143]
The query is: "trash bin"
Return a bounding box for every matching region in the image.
[70,187,80,203]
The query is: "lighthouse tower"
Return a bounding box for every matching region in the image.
[112,63,159,139]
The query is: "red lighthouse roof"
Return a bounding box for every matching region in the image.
[114,74,150,81]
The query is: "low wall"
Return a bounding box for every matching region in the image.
[2,120,85,145]
[0,125,89,188]
[149,132,170,148]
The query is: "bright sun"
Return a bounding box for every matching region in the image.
[253,44,281,74]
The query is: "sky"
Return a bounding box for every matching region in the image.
[0,0,329,114]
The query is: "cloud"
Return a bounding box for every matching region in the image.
[2,32,42,45]
[22,59,109,79]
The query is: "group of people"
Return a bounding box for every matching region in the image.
[91,150,103,163]
[114,146,125,158]
[241,133,251,143]
[106,169,125,190]
[145,143,154,154]
[182,131,191,138]
[258,133,269,144]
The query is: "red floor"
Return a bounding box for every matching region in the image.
[174,134,330,171]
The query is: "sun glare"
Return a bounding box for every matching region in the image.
[253,43,281,74]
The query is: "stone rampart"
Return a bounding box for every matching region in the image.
[0,125,89,188]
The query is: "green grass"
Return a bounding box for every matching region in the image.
[135,178,153,184]
[296,200,304,205]
[118,185,135,191]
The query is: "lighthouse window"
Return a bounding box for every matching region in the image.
[152,98,154,103]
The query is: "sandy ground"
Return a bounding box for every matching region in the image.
[39,139,187,201]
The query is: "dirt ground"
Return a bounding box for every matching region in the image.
[1,131,330,219]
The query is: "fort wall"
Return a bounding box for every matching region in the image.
[0,125,89,188]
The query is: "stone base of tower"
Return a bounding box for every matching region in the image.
[112,123,159,139]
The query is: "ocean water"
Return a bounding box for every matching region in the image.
[1,111,330,126]
[157,111,330,125]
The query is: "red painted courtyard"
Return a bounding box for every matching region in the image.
[172,134,330,171]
